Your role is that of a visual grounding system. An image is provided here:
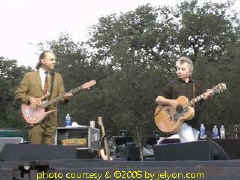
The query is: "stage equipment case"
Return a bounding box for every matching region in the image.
[55,126,100,152]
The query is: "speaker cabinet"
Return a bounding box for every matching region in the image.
[0,144,98,161]
[154,140,229,161]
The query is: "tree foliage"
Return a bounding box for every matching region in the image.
[2,0,240,141]
[0,57,31,128]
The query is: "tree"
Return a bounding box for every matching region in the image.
[174,0,240,134]
[35,0,240,146]
[0,57,31,128]
[176,0,238,60]
[88,5,178,157]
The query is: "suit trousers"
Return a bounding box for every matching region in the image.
[28,111,57,144]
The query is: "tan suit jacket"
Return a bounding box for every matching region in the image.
[15,71,65,109]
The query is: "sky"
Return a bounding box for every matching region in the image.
[0,0,238,68]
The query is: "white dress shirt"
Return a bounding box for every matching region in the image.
[39,68,48,90]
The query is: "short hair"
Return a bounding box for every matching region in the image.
[176,56,193,72]
[36,50,53,69]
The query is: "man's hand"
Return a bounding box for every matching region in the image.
[64,92,73,100]
[155,96,163,104]
[169,99,179,109]
[203,89,213,100]
[156,96,178,108]
[29,97,42,107]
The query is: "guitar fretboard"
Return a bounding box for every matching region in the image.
[189,94,208,106]
[40,86,85,108]
[189,83,226,106]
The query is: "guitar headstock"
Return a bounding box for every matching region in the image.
[81,80,96,89]
[212,83,227,94]
[97,116,105,136]
[97,116,103,127]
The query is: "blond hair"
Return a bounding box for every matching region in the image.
[176,56,193,72]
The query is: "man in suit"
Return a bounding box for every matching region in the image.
[15,51,72,144]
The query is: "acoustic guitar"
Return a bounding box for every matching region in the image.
[97,116,110,160]
[21,80,96,125]
[154,83,227,133]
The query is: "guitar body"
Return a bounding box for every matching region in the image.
[20,80,96,125]
[154,83,227,133]
[154,96,195,133]
[21,104,55,125]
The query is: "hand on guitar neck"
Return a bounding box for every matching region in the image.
[22,80,96,125]
[62,80,95,101]
[155,88,213,108]
[202,89,213,100]
[63,92,73,100]
[154,83,227,133]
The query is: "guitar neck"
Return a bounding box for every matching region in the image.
[41,85,84,108]
[69,85,86,95]
[189,84,223,106]
[189,94,206,106]
[97,117,110,160]
[41,95,62,108]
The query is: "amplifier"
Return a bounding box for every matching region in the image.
[55,126,100,151]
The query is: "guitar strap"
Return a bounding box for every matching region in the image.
[48,71,55,100]
[192,81,196,107]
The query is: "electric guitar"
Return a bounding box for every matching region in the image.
[21,80,96,125]
[154,83,227,133]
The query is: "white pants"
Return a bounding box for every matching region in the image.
[177,123,199,143]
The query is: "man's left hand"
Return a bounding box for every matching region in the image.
[203,89,213,100]
[64,92,73,100]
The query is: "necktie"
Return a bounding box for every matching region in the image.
[43,72,48,95]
